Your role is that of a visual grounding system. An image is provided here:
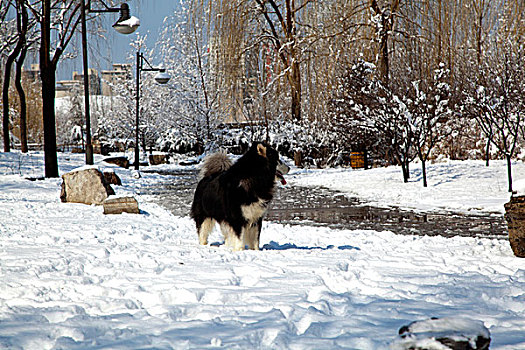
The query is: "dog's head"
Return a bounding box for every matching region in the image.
[253,141,290,185]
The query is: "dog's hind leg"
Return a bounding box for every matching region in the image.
[197,218,215,245]
[220,222,245,251]
[220,222,235,248]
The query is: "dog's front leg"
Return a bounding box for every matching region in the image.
[254,218,263,251]
[232,234,245,251]
[244,222,260,250]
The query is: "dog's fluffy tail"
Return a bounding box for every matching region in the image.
[199,151,232,179]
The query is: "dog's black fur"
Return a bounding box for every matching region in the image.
[190,141,288,250]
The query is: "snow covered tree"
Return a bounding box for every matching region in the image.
[155,4,217,152]
[55,85,83,151]
[408,63,454,187]
[464,60,524,192]
[463,5,525,192]
[330,59,416,181]
[328,60,380,155]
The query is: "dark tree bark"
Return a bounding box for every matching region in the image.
[15,47,28,153]
[506,154,513,193]
[290,57,302,120]
[2,53,15,152]
[370,0,400,86]
[2,0,26,152]
[37,0,81,177]
[14,0,29,153]
[421,158,427,187]
[401,161,409,183]
[15,46,28,153]
[40,0,59,176]
[485,138,490,166]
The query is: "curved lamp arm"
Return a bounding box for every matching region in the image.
[86,1,139,34]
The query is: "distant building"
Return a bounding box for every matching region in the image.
[73,68,101,95]
[22,63,132,98]
[55,68,100,98]
[101,63,132,96]
[22,64,41,82]
[55,80,83,98]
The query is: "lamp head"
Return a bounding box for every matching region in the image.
[154,70,171,84]
[113,3,140,34]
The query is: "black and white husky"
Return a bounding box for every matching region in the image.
[190,141,289,251]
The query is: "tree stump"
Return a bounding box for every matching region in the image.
[103,196,139,215]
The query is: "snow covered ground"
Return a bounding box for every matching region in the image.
[292,159,523,214]
[0,151,524,349]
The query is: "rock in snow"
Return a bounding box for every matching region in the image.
[103,156,130,169]
[393,317,490,350]
[504,195,525,258]
[60,167,115,205]
[103,169,122,186]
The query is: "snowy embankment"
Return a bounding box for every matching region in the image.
[0,152,524,349]
[293,159,523,214]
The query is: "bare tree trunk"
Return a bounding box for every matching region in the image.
[421,159,427,187]
[2,53,15,152]
[401,163,409,183]
[400,157,410,183]
[40,66,59,177]
[472,0,488,66]
[506,154,513,193]
[378,27,389,86]
[14,0,29,153]
[370,0,400,86]
[15,46,28,153]
[485,138,490,166]
[417,149,428,187]
[290,59,302,120]
[2,0,28,152]
[287,0,301,120]
[40,0,59,177]
[2,40,24,151]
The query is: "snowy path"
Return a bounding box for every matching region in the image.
[1,153,525,349]
[141,168,507,239]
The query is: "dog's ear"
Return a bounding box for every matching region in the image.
[257,143,267,158]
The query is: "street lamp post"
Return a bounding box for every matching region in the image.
[134,51,170,170]
[81,1,139,165]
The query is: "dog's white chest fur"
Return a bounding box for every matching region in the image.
[241,198,268,223]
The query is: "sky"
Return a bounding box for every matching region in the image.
[56,0,181,81]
